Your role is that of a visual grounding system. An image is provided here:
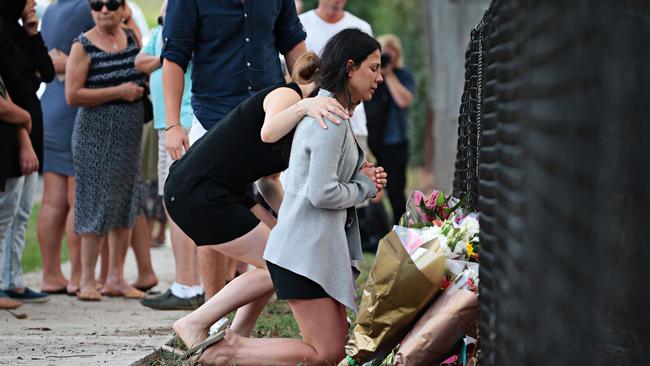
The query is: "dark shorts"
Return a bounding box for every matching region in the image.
[164,181,259,246]
[267,261,329,300]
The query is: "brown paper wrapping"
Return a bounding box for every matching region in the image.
[394,287,478,366]
[345,231,446,364]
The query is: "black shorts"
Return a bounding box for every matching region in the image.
[267,261,329,300]
[164,181,259,246]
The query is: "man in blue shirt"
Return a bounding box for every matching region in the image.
[161,0,307,300]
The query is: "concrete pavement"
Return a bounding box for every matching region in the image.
[0,240,185,365]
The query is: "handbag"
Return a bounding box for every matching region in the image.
[142,85,154,124]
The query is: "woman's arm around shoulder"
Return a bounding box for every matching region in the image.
[261,87,349,143]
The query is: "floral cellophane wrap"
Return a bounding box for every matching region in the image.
[344,230,446,364]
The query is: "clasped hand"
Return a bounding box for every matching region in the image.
[360,162,388,193]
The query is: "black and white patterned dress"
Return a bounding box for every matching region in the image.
[71,29,146,235]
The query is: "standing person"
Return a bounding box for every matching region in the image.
[366,34,415,224]
[65,0,147,301]
[299,0,373,151]
[194,28,385,366]
[37,0,94,296]
[0,0,55,304]
[0,76,31,310]
[134,0,203,310]
[162,0,307,299]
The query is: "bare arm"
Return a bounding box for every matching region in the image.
[135,53,161,75]
[49,48,68,75]
[383,68,413,108]
[0,93,31,131]
[283,41,307,76]
[261,88,349,143]
[162,59,189,160]
[66,42,143,107]
[17,128,39,175]
[256,174,284,213]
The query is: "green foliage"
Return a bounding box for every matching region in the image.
[302,0,429,166]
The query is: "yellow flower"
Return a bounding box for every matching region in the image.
[465,242,476,258]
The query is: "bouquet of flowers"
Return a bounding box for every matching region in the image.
[341,189,482,366]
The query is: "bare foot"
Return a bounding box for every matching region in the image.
[41,276,68,292]
[173,315,209,350]
[77,286,101,301]
[103,279,145,299]
[66,283,79,295]
[131,274,158,292]
[197,329,237,366]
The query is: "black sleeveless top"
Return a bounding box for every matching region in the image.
[166,82,303,195]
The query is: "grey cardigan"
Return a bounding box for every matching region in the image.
[264,89,377,312]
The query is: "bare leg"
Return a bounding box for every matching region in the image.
[130,216,158,290]
[199,247,227,299]
[168,212,200,287]
[174,205,278,345]
[66,177,81,294]
[226,257,236,281]
[98,236,108,289]
[174,221,273,347]
[103,228,144,298]
[198,297,348,366]
[78,233,103,299]
[154,217,166,243]
[37,173,69,292]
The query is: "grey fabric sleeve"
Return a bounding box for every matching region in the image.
[305,119,376,209]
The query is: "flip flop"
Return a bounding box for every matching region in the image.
[101,287,145,299]
[76,289,101,301]
[41,287,67,295]
[183,318,231,359]
[183,329,227,360]
[133,282,158,293]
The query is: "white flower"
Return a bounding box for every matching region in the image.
[460,215,480,237]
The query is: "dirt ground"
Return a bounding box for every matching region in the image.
[0,243,187,365]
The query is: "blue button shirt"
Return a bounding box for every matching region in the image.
[162,0,306,130]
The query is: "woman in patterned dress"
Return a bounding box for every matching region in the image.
[65,0,146,301]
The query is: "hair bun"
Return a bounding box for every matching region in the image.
[292,52,320,84]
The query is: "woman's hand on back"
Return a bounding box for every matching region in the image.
[297,96,349,129]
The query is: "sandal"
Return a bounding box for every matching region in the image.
[101,287,145,299]
[183,318,231,359]
[76,289,101,301]
[183,329,227,360]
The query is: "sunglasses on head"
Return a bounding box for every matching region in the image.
[89,0,124,12]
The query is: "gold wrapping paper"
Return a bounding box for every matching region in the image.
[345,231,446,364]
[394,287,478,366]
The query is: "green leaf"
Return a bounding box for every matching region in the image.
[436,191,446,207]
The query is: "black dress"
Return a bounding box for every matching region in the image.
[164,82,302,245]
[0,7,55,182]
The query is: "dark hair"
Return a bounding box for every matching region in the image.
[315,28,381,107]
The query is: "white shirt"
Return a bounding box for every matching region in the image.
[299,10,373,137]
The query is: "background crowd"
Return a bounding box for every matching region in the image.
[0,0,416,325]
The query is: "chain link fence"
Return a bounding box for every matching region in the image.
[452,1,649,364]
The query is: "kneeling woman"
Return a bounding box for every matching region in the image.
[196,29,385,365]
[164,52,383,349]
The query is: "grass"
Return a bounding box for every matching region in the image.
[21,202,70,273]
